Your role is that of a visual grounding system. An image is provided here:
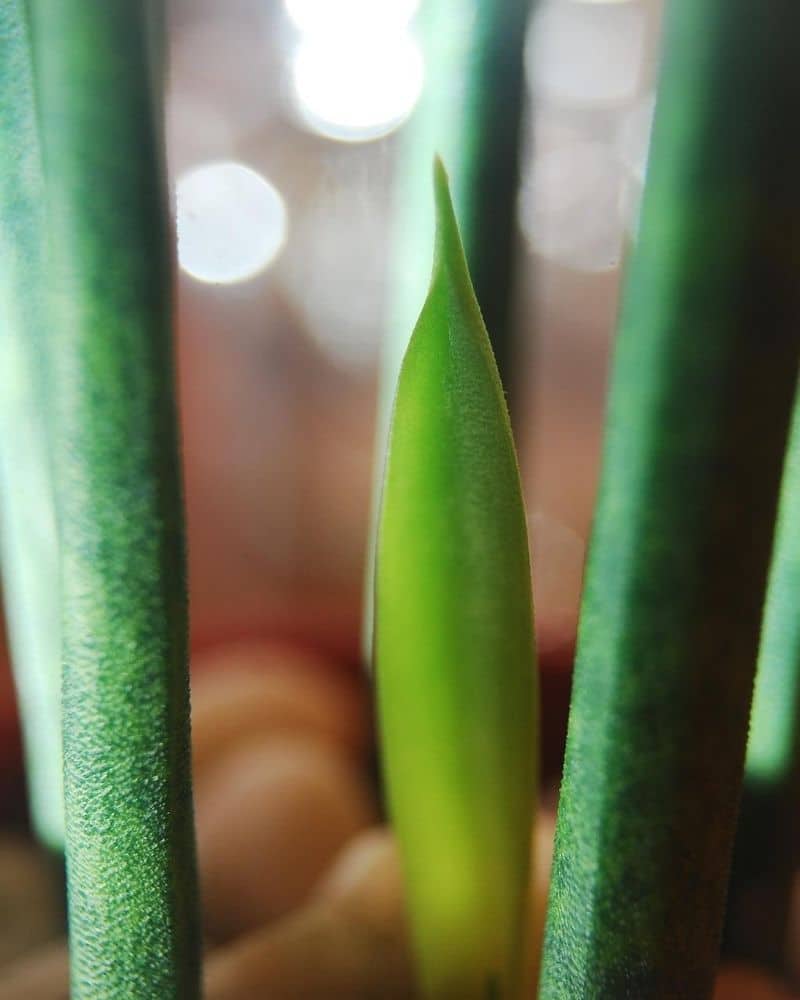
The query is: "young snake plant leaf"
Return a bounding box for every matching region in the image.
[539,1,800,997]
[725,385,800,972]
[382,0,531,397]
[375,159,537,1000]
[26,3,201,996]
[0,0,63,850]
[364,0,532,663]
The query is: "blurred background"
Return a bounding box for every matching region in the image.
[171,0,662,655]
[0,0,666,976]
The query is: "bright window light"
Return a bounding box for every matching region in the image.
[291,30,424,143]
[176,161,288,284]
[284,0,420,34]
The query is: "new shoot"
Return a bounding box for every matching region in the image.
[375,159,537,1000]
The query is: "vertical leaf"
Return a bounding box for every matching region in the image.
[364,0,532,658]
[26,2,201,996]
[376,159,537,1000]
[539,2,800,996]
[0,0,63,849]
[725,384,800,972]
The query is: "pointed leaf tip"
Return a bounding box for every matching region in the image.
[432,153,449,198]
[428,155,492,354]
[432,155,463,266]
[376,151,537,1000]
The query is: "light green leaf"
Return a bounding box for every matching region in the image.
[376,158,537,1000]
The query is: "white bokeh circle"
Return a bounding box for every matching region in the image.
[291,31,424,143]
[176,161,288,284]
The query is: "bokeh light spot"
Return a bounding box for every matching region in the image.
[291,31,424,143]
[526,0,646,109]
[176,161,288,284]
[284,0,420,35]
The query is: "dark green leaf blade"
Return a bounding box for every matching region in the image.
[539,1,800,996]
[26,3,201,996]
[725,385,800,970]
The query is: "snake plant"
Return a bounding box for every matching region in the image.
[0,0,63,850]
[364,0,532,660]
[725,383,800,973]
[375,159,537,1000]
[0,3,201,996]
[539,1,800,996]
